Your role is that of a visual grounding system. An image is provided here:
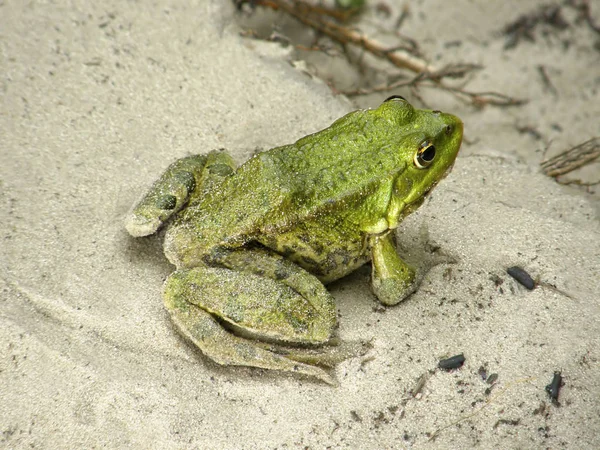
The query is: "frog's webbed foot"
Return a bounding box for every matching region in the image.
[369,232,418,306]
[163,262,341,384]
[125,150,235,237]
[258,338,372,368]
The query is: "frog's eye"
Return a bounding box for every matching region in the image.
[414,141,436,169]
[384,95,407,102]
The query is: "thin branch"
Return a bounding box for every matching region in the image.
[567,0,600,35]
[342,67,525,108]
[237,0,524,107]
[540,137,600,177]
[242,0,437,73]
[502,4,569,49]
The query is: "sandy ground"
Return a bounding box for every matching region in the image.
[1,1,599,448]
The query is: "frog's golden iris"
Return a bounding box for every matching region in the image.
[125,98,463,384]
[414,141,437,169]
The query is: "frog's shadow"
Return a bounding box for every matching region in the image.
[121,228,173,274]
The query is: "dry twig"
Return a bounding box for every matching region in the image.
[541,137,600,184]
[237,0,524,107]
[568,0,600,35]
[264,0,435,73]
[343,67,525,107]
[503,4,569,49]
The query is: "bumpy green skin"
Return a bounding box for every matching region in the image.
[125,98,463,384]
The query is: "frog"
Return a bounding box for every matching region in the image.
[125,96,463,384]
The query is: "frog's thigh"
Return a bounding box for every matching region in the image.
[369,233,417,305]
[125,150,235,237]
[163,268,336,384]
[211,248,338,339]
[165,265,334,344]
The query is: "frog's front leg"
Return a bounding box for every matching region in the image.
[163,249,345,384]
[369,232,417,306]
[125,150,235,237]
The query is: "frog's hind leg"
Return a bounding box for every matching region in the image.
[125,150,235,237]
[163,267,337,384]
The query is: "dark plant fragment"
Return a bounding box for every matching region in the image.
[503,4,569,49]
[438,354,465,370]
[546,371,563,402]
[507,266,535,290]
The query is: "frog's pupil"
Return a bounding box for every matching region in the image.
[422,145,436,162]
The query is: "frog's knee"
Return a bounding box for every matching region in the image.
[163,266,335,345]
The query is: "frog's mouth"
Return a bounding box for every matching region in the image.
[406,162,455,207]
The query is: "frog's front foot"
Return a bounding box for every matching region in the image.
[125,151,235,237]
[371,274,417,306]
[369,232,418,306]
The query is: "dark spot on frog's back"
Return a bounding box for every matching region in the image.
[280,245,296,257]
[308,239,326,256]
[328,249,351,267]
[235,211,250,223]
[274,267,289,280]
[301,255,319,267]
[175,171,196,193]
[156,194,177,210]
[298,234,311,244]
[208,163,234,177]
[282,308,310,333]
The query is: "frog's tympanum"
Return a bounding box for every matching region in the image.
[125,96,463,383]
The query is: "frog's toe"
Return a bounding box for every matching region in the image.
[265,338,372,368]
[371,276,418,306]
[125,153,224,238]
[125,211,163,237]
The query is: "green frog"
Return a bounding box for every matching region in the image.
[125,96,463,383]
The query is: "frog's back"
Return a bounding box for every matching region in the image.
[235,112,406,227]
[269,111,401,199]
[165,109,408,267]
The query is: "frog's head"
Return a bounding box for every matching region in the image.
[375,95,463,208]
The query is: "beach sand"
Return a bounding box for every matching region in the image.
[1,1,599,448]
